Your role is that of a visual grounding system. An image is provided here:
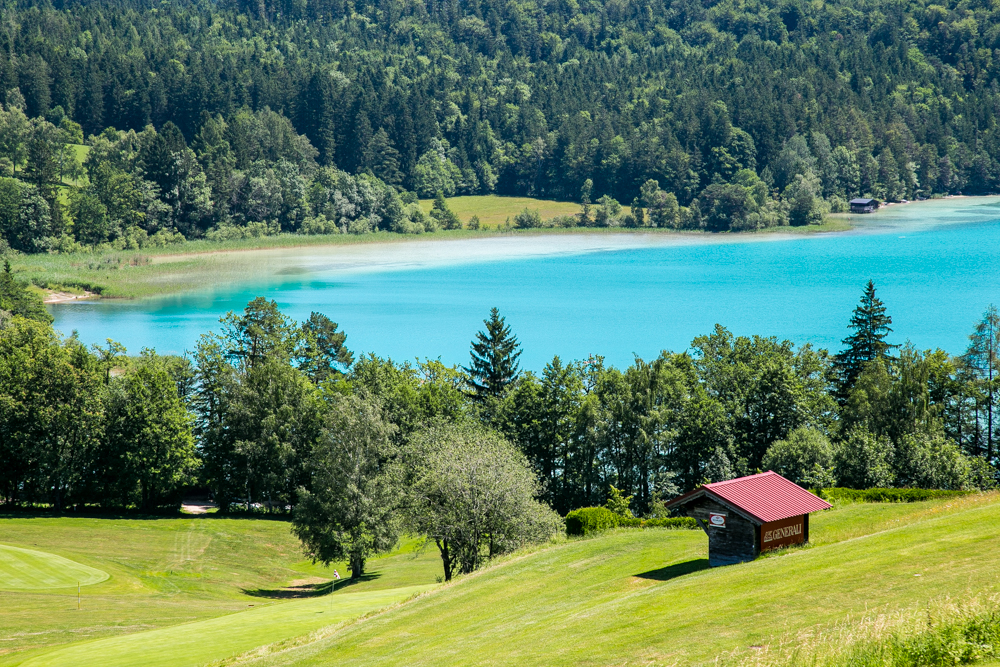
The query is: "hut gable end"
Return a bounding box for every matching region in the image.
[684,496,759,567]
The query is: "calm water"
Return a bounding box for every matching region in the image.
[50,198,1000,370]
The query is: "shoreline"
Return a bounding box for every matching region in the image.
[25,194,1000,303]
[43,290,98,304]
[33,224,849,303]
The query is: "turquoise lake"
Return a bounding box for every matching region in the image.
[50,198,1000,370]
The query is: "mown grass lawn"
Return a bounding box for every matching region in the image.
[230,494,1000,667]
[0,514,440,665]
[0,544,108,590]
[18,585,432,667]
[5,496,994,667]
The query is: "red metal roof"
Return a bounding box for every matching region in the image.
[669,471,831,523]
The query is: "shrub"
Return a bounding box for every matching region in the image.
[299,214,339,235]
[565,507,620,536]
[565,507,698,536]
[818,488,971,503]
[605,484,634,517]
[429,191,462,229]
[549,214,577,228]
[834,427,895,489]
[513,207,542,229]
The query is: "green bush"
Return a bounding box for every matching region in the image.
[565,507,620,536]
[513,207,542,229]
[565,507,698,536]
[819,488,971,504]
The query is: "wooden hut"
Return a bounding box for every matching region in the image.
[849,198,879,213]
[665,472,831,567]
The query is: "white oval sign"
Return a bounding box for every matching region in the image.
[709,513,727,528]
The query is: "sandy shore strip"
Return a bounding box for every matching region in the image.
[44,290,96,304]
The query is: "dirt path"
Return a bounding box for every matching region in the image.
[180,502,217,515]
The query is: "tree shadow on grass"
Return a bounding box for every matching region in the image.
[243,573,381,599]
[634,558,709,582]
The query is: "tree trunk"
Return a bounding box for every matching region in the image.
[350,553,365,579]
[437,538,452,582]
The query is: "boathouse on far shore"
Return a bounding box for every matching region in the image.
[849,198,879,213]
[665,472,831,567]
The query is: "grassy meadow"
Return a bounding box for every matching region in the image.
[3,494,1000,667]
[227,493,1000,667]
[416,195,584,228]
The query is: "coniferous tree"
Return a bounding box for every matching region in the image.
[0,260,51,323]
[465,307,522,401]
[296,312,354,384]
[836,280,897,396]
[964,305,1000,462]
[430,191,461,229]
[366,128,403,185]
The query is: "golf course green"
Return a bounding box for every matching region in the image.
[3,493,999,667]
[19,585,432,667]
[0,544,108,591]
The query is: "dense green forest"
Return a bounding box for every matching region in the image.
[0,0,997,251]
[2,276,998,522]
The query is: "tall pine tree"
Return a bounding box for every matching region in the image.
[964,305,1000,462]
[465,307,522,401]
[836,280,896,395]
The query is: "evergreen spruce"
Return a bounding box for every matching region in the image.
[430,191,462,229]
[465,307,522,401]
[836,280,897,394]
[367,128,403,185]
[963,305,1000,462]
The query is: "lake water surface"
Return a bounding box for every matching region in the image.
[50,197,1000,370]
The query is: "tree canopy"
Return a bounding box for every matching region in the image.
[1,0,1000,249]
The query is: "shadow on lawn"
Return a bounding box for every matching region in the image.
[634,558,709,582]
[243,573,381,599]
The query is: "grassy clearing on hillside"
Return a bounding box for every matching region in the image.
[417,195,583,228]
[0,515,440,665]
[227,493,1000,667]
[0,544,108,590]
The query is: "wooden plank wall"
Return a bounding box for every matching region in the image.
[683,496,759,566]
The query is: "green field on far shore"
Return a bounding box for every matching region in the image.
[417,195,584,228]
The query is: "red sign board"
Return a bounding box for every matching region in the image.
[761,514,805,551]
[708,512,727,528]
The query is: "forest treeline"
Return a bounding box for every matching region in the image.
[2,274,998,516]
[3,272,999,576]
[0,0,998,251]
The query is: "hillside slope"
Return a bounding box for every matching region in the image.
[0,516,440,665]
[233,494,1000,666]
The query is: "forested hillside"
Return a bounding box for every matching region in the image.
[0,0,996,248]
